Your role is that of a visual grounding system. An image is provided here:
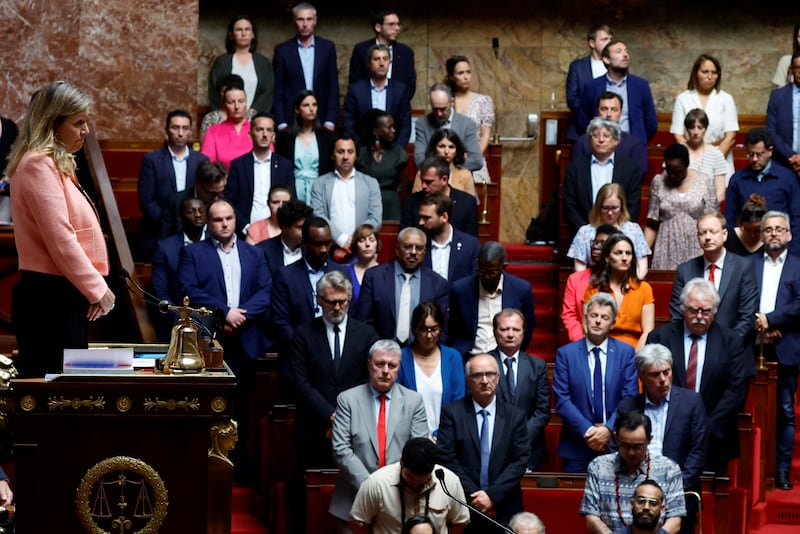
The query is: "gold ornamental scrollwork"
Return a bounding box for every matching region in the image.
[76,455,168,534]
[48,395,105,411]
[19,395,36,412]
[116,396,132,413]
[210,396,227,413]
[143,397,200,412]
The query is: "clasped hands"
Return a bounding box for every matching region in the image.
[755,312,782,340]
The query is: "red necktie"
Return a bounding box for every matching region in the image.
[708,264,716,283]
[687,335,699,391]
[377,394,387,467]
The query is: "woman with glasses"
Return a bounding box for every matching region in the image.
[397,301,465,439]
[567,182,650,277]
[645,143,718,270]
[726,193,767,256]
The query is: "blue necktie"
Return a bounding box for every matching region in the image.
[504,357,516,402]
[592,347,604,424]
[479,409,490,488]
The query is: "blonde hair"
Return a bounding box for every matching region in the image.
[588,183,630,226]
[7,81,92,178]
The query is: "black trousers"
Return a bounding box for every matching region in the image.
[12,271,90,378]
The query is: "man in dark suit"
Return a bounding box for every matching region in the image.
[178,199,271,483]
[343,44,411,145]
[753,210,800,490]
[160,160,227,238]
[490,308,550,471]
[576,39,658,149]
[553,292,639,472]
[348,9,416,99]
[137,109,209,256]
[438,353,530,533]
[448,241,535,357]
[414,83,483,172]
[256,198,313,280]
[418,193,479,283]
[401,155,479,236]
[272,2,339,130]
[150,197,207,341]
[617,343,707,533]
[670,212,759,370]
[562,117,642,237]
[766,51,800,173]
[566,24,613,142]
[647,277,748,474]
[224,113,294,236]
[290,270,379,469]
[355,227,449,343]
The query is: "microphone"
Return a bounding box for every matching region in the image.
[434,468,514,534]
[492,37,499,59]
[120,268,170,310]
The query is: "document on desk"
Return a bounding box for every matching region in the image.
[62,347,135,373]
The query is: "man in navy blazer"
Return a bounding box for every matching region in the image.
[753,210,800,490]
[449,241,535,357]
[343,44,411,145]
[138,109,208,256]
[576,40,658,150]
[418,193,480,283]
[271,3,339,130]
[348,9,416,99]
[566,24,613,141]
[617,343,707,534]
[490,309,551,470]
[766,51,800,173]
[224,113,294,235]
[256,198,312,280]
[553,292,639,472]
[290,271,379,469]
[355,227,449,343]
[562,117,641,237]
[647,277,748,475]
[438,354,530,532]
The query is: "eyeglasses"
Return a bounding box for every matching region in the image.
[633,496,662,507]
[417,326,441,336]
[686,307,713,316]
[600,205,621,212]
[763,226,788,235]
[319,296,350,307]
[590,132,614,141]
[468,371,499,380]
[618,442,647,452]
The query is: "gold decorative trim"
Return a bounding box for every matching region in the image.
[48,396,105,411]
[209,396,227,413]
[116,396,132,413]
[19,395,36,412]
[143,397,199,412]
[76,455,168,533]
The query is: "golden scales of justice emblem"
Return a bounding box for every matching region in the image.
[75,456,168,533]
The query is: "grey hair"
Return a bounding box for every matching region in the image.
[761,210,791,230]
[585,291,619,322]
[368,339,401,359]
[679,277,720,313]
[464,353,499,377]
[509,511,546,534]
[429,82,453,99]
[398,226,426,243]
[292,2,317,16]
[587,116,622,141]
[635,343,673,374]
[316,270,353,298]
[478,240,507,263]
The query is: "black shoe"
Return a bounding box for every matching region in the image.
[776,470,793,490]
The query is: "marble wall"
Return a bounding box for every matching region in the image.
[0,0,796,241]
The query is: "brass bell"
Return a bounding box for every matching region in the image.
[162,297,207,374]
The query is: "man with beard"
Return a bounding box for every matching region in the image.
[647,278,748,474]
[611,480,671,534]
[753,210,800,490]
[418,193,479,283]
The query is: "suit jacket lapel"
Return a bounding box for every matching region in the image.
[161,148,178,194]
[363,385,379,458]
[466,398,481,454]
[671,324,688,385]
[385,384,402,450]
[718,255,733,298]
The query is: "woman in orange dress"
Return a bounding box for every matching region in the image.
[583,233,654,351]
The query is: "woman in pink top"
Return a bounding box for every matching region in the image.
[201,85,253,168]
[8,81,115,377]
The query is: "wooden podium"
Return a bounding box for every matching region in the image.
[3,369,236,533]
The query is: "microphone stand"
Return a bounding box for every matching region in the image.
[435,468,514,534]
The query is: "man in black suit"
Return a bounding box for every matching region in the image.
[224,112,294,237]
[348,9,416,99]
[670,212,758,356]
[562,116,641,237]
[290,270,379,469]
[402,155,479,236]
[256,198,313,280]
[418,193,480,283]
[647,277,748,474]
[160,160,227,238]
[438,353,530,533]
[617,343,708,534]
[489,308,550,471]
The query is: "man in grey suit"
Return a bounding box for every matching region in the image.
[330,339,428,532]
[311,135,383,250]
[414,83,483,172]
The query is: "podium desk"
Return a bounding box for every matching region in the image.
[3,369,236,533]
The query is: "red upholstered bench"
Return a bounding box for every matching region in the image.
[521,473,587,531]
